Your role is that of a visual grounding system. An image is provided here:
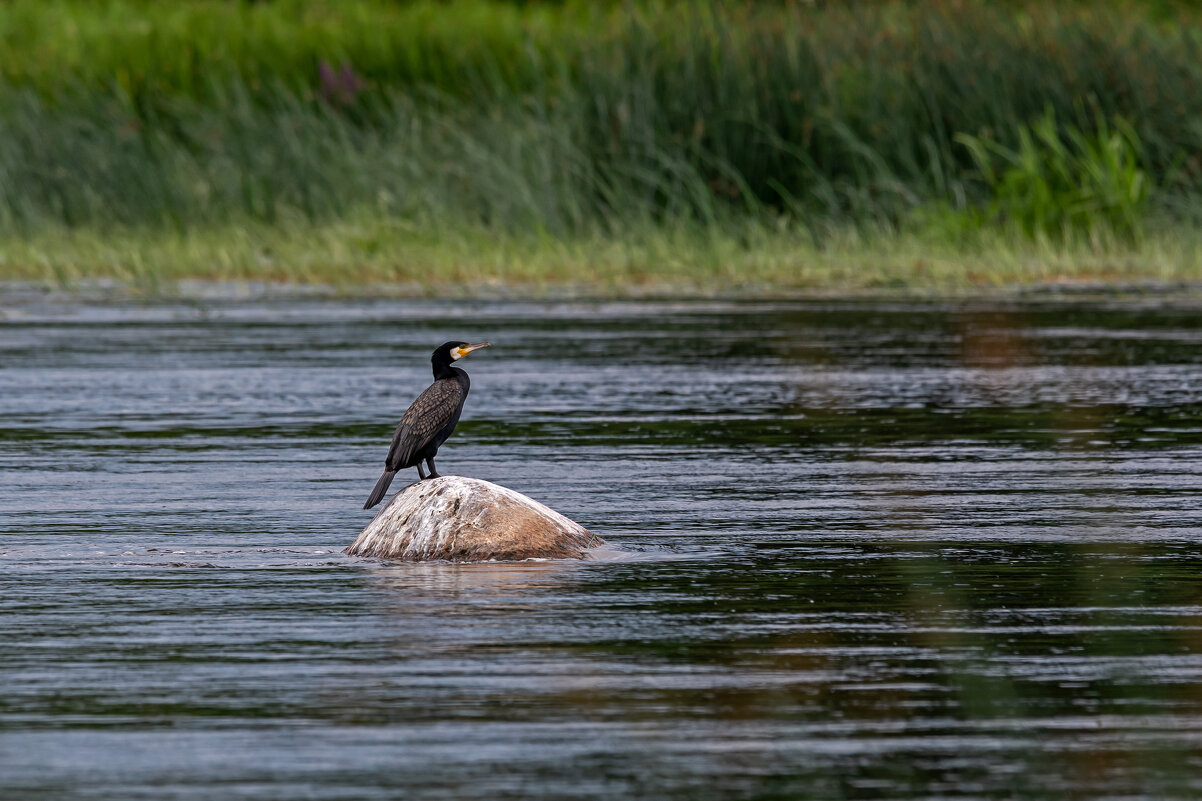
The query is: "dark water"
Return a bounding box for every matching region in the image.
[4,293,1202,799]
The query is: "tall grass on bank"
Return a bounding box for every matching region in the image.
[958,112,1151,242]
[3,1,1202,287]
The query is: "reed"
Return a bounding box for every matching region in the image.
[3,0,1202,288]
[958,112,1151,242]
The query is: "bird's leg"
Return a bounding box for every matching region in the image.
[426,456,441,478]
[416,462,427,481]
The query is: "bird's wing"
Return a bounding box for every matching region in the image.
[384,378,463,469]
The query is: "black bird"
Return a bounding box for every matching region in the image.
[363,341,491,509]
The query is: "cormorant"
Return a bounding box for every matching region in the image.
[363,341,491,509]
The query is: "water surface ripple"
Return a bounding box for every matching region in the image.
[4,297,1202,799]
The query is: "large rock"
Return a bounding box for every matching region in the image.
[345,476,602,562]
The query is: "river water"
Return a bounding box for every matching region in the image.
[3,293,1202,799]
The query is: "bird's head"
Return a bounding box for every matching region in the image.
[432,340,490,370]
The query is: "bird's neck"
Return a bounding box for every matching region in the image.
[431,362,462,381]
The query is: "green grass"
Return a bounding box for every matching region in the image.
[4,0,1202,292]
[7,216,1202,296]
[958,111,1151,242]
[0,0,584,100]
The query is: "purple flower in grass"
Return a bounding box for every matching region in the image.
[318,60,365,106]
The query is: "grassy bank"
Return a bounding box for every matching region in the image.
[7,217,1201,296]
[3,0,1202,291]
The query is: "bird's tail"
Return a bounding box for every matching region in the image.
[364,470,398,509]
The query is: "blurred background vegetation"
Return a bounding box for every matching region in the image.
[3,0,1202,290]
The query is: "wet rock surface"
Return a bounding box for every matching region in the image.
[345,476,602,562]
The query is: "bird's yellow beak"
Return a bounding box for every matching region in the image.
[453,342,491,360]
